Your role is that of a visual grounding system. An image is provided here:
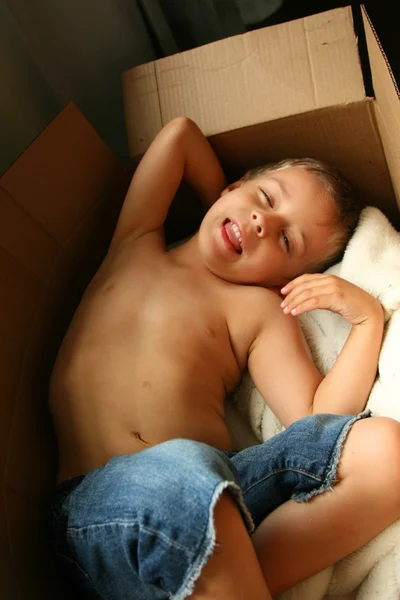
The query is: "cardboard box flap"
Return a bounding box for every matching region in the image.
[123,6,365,157]
[0,104,130,599]
[0,103,124,245]
[362,5,400,208]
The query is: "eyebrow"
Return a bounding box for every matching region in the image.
[297,230,307,258]
[269,175,289,198]
[269,175,307,257]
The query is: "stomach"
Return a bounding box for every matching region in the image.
[50,351,235,483]
[49,285,242,483]
[52,405,234,484]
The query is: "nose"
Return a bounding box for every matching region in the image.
[251,210,279,238]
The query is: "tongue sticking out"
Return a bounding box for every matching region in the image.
[224,221,242,253]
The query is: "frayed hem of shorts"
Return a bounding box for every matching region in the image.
[172,481,254,600]
[293,409,372,503]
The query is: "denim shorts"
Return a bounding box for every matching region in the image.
[47,410,370,600]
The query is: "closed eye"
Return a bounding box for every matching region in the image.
[260,188,273,207]
[282,232,290,252]
[260,188,290,253]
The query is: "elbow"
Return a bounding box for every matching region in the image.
[166,116,197,136]
[162,116,201,153]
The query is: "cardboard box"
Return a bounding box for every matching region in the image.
[123,5,400,227]
[0,104,132,599]
[0,5,399,598]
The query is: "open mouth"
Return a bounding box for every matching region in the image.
[223,219,243,254]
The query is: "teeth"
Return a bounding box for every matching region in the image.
[232,223,242,246]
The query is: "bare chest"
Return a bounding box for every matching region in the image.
[59,250,256,394]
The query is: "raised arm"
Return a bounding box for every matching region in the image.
[248,275,384,428]
[110,117,226,249]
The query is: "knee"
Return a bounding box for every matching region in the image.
[341,417,400,496]
[365,418,400,487]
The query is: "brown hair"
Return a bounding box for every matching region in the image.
[244,158,361,271]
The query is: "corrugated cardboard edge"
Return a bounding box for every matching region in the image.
[122,6,365,158]
[122,61,163,159]
[362,5,400,211]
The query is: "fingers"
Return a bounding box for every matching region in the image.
[280,274,341,316]
[280,274,384,324]
[281,273,333,295]
[281,291,333,316]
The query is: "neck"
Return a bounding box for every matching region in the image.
[168,233,284,295]
[168,232,204,268]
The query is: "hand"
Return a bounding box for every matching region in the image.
[280,274,383,326]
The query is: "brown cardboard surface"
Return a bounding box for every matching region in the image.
[0,331,25,482]
[123,6,365,158]
[1,252,80,505]
[122,61,163,160]
[64,170,133,265]
[1,104,123,244]
[0,238,48,487]
[4,487,44,598]
[4,367,57,503]
[4,485,72,599]
[362,6,400,210]
[0,104,130,598]
[0,246,42,348]
[0,187,60,282]
[0,503,18,600]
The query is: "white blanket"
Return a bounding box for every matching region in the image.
[229,206,400,600]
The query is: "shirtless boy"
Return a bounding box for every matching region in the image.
[48,117,400,600]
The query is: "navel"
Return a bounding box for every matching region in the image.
[133,432,151,446]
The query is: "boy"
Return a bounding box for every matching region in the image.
[48,117,400,600]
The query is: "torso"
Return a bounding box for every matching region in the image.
[49,232,277,483]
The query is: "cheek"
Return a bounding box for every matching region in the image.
[199,210,215,237]
[198,222,210,253]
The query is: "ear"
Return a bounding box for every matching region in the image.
[220,177,245,196]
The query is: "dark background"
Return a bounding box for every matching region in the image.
[251,1,398,95]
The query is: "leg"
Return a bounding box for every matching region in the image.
[190,492,272,600]
[252,417,400,596]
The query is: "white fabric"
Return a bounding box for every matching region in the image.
[229,206,400,600]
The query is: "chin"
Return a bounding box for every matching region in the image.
[198,227,281,287]
[201,256,233,282]
[204,260,265,286]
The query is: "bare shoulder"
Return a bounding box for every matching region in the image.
[246,285,309,360]
[232,284,306,356]
[225,284,297,363]
[231,285,289,329]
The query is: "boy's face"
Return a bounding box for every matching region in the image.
[198,166,338,288]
